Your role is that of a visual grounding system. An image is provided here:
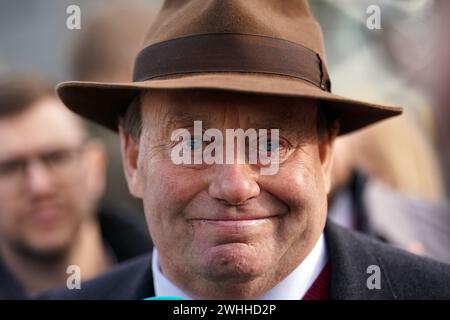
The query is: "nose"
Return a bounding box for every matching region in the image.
[25,160,55,195]
[208,163,260,206]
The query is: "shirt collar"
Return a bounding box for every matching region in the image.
[152,233,327,300]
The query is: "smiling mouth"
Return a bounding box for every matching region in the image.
[191,216,277,227]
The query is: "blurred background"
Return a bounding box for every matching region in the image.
[0,0,448,259]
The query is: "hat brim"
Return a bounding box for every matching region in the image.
[56,73,402,135]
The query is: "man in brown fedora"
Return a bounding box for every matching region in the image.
[42,0,450,299]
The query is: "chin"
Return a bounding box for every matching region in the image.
[32,239,70,254]
[199,243,269,282]
[22,231,73,259]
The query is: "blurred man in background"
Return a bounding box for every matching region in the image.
[329,115,450,264]
[0,77,151,299]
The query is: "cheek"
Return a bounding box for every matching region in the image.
[264,160,319,207]
[61,182,91,218]
[140,159,208,245]
[0,197,39,237]
[259,148,328,226]
[0,202,18,236]
[142,161,206,209]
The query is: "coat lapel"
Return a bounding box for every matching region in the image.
[325,220,396,299]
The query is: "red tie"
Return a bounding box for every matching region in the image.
[302,262,331,300]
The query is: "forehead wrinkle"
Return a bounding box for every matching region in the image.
[248,105,318,139]
[248,111,308,130]
[227,93,319,132]
[163,110,215,134]
[145,91,318,139]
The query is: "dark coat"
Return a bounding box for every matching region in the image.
[0,206,152,300]
[37,220,450,300]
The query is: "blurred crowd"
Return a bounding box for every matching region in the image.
[0,0,448,299]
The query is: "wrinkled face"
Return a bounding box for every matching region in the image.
[0,97,104,257]
[121,90,336,294]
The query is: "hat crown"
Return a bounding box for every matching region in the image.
[55,0,402,136]
[143,0,326,58]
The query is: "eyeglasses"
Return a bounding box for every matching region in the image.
[0,144,87,199]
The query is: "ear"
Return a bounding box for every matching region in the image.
[318,122,340,194]
[119,128,143,198]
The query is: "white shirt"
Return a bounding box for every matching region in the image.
[152,233,328,300]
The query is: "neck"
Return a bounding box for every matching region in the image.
[0,216,112,295]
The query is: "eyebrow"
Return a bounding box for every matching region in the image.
[161,111,214,137]
[249,115,313,137]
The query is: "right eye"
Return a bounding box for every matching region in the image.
[0,160,25,176]
[184,137,203,151]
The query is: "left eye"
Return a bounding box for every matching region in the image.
[261,138,279,152]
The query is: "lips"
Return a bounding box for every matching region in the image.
[189,215,278,232]
[186,198,285,234]
[188,203,281,221]
[29,206,62,227]
[197,217,272,226]
[188,216,278,247]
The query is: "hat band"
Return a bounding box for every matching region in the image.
[133,33,331,92]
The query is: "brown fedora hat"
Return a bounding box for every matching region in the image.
[57,0,402,135]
